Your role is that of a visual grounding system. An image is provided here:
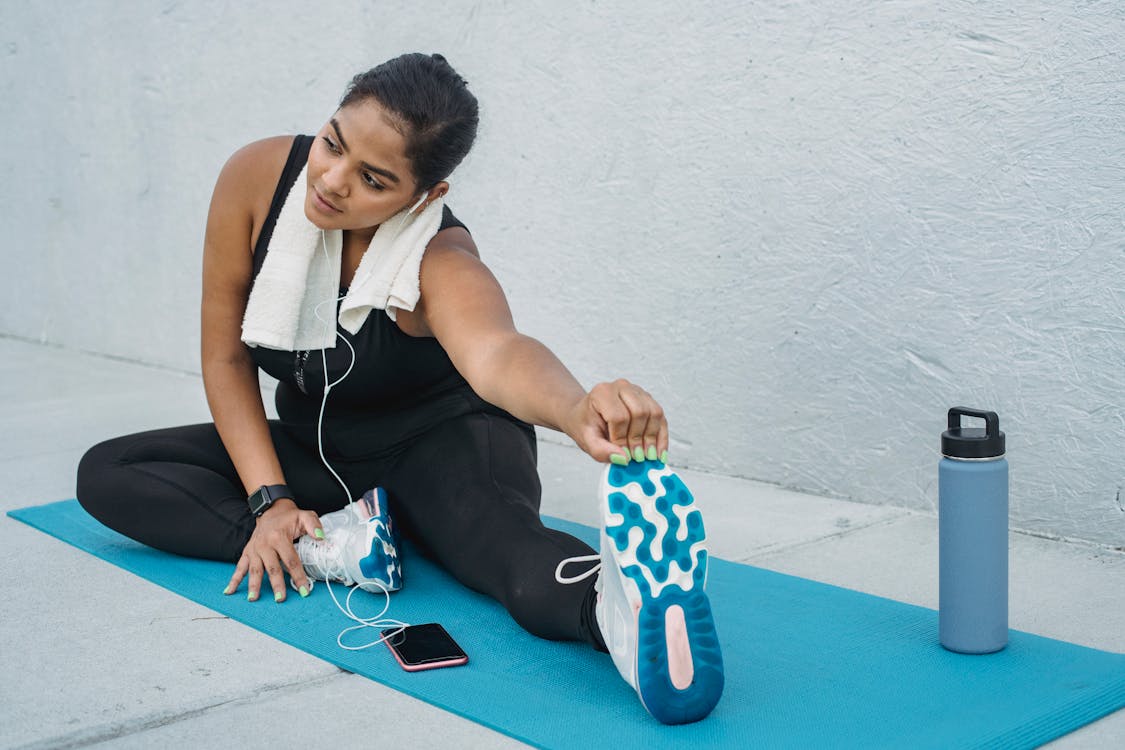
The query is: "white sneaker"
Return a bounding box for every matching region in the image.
[296,487,403,593]
[595,458,724,724]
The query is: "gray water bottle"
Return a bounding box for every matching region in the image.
[938,407,1008,654]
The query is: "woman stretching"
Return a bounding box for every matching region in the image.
[77,53,723,725]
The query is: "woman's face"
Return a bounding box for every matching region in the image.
[304,97,423,234]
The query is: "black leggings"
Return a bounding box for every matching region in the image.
[76,411,603,648]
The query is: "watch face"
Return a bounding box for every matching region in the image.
[248,487,271,516]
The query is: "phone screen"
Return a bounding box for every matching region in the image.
[382,623,468,671]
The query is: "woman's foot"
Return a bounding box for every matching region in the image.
[296,487,403,593]
[596,459,724,724]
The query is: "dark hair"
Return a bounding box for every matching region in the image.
[340,53,479,192]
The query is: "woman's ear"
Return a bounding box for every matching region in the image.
[412,181,450,214]
[428,181,450,203]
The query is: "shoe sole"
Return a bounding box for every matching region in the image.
[356,489,403,592]
[602,459,724,724]
[357,518,403,591]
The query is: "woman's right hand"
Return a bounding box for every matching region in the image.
[223,499,324,602]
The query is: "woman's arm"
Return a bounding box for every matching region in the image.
[417,237,668,464]
[201,138,321,602]
[200,141,286,495]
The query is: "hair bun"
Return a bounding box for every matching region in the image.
[340,53,478,191]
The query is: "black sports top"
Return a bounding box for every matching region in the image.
[248,135,478,428]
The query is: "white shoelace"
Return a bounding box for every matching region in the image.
[297,535,347,582]
[554,553,602,584]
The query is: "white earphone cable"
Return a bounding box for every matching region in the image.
[307,228,408,650]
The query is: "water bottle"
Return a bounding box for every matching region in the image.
[938,407,1008,654]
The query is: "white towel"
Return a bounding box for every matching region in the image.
[241,163,445,351]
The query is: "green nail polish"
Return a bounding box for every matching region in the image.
[247,592,256,602]
[646,446,658,461]
[222,585,232,595]
[633,446,645,462]
[299,586,309,598]
[274,592,284,603]
[660,450,669,464]
[609,452,628,466]
[314,528,325,540]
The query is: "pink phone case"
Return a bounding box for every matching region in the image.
[387,647,469,672]
[383,625,469,672]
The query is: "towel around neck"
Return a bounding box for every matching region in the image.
[241,163,445,351]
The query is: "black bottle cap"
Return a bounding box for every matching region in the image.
[941,407,1005,459]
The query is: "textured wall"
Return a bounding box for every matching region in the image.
[2,2,1123,545]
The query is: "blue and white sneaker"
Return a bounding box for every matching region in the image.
[596,459,724,724]
[296,487,403,593]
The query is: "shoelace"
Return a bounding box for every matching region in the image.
[554,553,601,584]
[296,536,347,582]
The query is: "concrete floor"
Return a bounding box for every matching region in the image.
[1,335,1122,749]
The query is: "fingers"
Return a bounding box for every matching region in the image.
[656,420,669,463]
[243,541,287,603]
[223,556,248,596]
[281,532,312,598]
[586,433,632,464]
[233,526,313,603]
[594,384,632,462]
[300,511,325,542]
[240,553,297,603]
[246,554,265,602]
[570,400,628,464]
[616,386,657,461]
[262,548,289,603]
[589,379,669,465]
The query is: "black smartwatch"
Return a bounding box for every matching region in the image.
[247,484,294,517]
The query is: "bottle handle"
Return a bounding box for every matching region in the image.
[947,407,1000,436]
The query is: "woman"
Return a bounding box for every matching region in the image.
[77,53,722,725]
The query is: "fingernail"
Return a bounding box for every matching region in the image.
[646,446,658,461]
[299,585,309,598]
[609,452,629,466]
[632,446,645,462]
[222,585,233,595]
[247,592,257,602]
[660,450,669,464]
[314,528,325,540]
[274,592,284,603]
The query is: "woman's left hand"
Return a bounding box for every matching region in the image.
[564,379,669,464]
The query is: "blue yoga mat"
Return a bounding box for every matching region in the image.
[10,499,1125,749]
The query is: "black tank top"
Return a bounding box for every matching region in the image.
[248,135,479,426]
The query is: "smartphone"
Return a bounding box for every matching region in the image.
[382,623,469,672]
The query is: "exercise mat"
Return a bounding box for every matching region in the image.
[10,499,1125,749]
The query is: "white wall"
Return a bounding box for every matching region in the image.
[3,1,1123,546]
